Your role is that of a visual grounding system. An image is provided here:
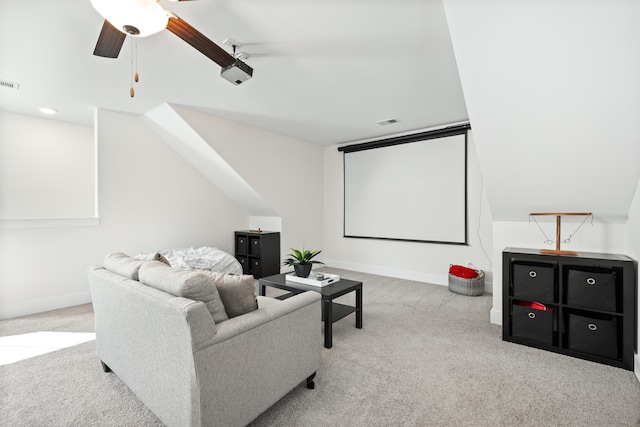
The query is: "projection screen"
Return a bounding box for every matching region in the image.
[340,125,469,245]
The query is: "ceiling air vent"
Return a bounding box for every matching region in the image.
[376,118,398,125]
[0,79,20,90]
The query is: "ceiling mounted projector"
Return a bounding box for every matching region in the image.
[221,60,253,85]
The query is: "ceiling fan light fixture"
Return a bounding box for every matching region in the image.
[90,0,168,37]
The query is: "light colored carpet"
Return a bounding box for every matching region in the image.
[1,268,639,426]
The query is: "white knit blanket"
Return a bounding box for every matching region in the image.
[159,246,242,275]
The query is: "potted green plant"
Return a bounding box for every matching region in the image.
[283,247,324,278]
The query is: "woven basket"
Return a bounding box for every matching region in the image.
[448,271,485,296]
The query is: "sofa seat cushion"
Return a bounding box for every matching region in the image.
[139,261,229,324]
[202,271,258,318]
[103,252,148,281]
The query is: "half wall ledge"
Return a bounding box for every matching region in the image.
[0,217,101,230]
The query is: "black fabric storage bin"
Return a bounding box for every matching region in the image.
[512,303,553,345]
[237,256,249,274]
[250,237,261,256]
[250,258,262,277]
[566,267,618,312]
[512,262,556,302]
[236,236,248,254]
[567,312,619,360]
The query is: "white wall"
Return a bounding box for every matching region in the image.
[444,0,640,224]
[323,129,494,291]
[0,110,247,319]
[443,1,640,380]
[0,106,327,320]
[626,176,640,380]
[170,105,325,263]
[0,111,95,218]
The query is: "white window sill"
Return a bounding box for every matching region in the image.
[0,217,100,230]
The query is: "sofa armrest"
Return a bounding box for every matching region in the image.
[194,291,322,427]
[211,291,321,345]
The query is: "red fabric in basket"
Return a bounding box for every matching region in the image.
[449,265,479,279]
[518,301,552,311]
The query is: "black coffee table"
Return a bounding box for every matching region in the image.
[258,273,362,348]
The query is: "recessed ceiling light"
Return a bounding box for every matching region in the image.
[39,107,57,115]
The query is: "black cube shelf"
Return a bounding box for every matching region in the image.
[234,230,280,279]
[502,247,637,370]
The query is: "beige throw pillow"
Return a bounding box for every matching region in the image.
[203,271,258,318]
[138,261,229,324]
[103,252,147,280]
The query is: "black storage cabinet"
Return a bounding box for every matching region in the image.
[234,231,280,279]
[503,248,636,370]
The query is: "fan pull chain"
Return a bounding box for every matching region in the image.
[134,37,139,83]
[129,38,139,97]
[130,38,135,97]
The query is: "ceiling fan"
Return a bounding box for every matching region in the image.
[90,0,253,86]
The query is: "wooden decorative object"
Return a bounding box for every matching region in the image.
[529,212,592,256]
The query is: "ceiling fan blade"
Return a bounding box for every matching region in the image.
[166,17,235,67]
[93,20,126,58]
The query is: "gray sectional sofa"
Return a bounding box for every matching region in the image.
[88,253,321,427]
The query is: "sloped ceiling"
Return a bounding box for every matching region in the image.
[141,103,278,216]
[2,1,638,224]
[444,0,640,222]
[0,0,467,146]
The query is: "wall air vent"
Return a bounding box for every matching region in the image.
[376,118,398,125]
[0,79,20,90]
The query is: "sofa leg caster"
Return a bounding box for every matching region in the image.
[306,373,316,389]
[101,361,112,373]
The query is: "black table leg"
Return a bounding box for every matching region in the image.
[356,286,363,329]
[259,283,265,296]
[323,297,333,348]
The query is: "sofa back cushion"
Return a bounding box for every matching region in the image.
[203,271,258,318]
[103,252,148,281]
[138,261,229,324]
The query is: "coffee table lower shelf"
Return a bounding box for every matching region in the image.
[330,302,357,323]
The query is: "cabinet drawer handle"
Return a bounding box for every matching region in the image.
[588,323,597,331]
[586,277,596,285]
[529,270,537,278]
[528,312,536,319]
[253,241,258,245]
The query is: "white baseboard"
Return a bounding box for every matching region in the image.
[324,258,449,287]
[324,259,494,292]
[635,354,640,383]
[0,291,92,320]
[490,307,502,326]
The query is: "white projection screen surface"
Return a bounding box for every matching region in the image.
[342,129,467,244]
